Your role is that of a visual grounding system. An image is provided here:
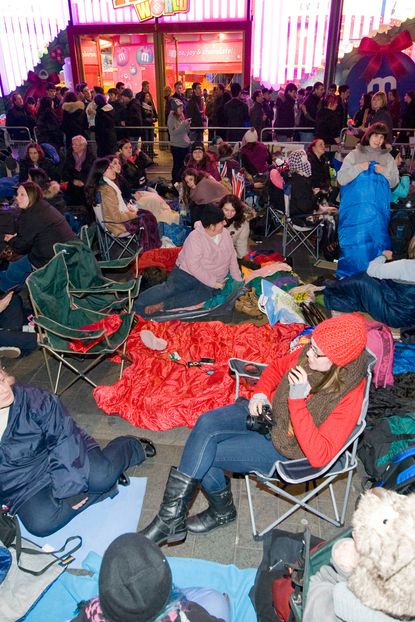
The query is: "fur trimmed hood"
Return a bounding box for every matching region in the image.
[62,100,85,114]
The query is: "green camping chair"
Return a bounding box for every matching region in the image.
[53,239,141,313]
[26,252,135,396]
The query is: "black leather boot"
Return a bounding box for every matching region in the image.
[140,467,198,546]
[187,477,237,534]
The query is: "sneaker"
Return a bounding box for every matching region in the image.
[0,347,21,358]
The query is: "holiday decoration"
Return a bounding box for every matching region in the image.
[136,46,154,64]
[115,46,129,67]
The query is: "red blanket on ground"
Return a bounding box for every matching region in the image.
[94,319,303,430]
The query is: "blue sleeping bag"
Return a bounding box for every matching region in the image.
[337,162,391,278]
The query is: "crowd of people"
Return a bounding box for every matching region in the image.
[0,76,414,622]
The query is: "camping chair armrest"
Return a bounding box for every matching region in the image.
[98,257,136,270]
[34,316,106,340]
[70,279,136,295]
[229,358,268,380]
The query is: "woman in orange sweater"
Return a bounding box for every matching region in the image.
[141,314,368,546]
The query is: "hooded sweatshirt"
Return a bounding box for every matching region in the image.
[176,221,242,288]
[337,144,399,188]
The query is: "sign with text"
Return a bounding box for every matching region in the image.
[166,40,243,64]
[112,0,189,22]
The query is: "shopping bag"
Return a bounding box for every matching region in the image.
[258,279,304,326]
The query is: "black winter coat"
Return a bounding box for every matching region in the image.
[10,198,75,267]
[95,105,117,157]
[124,98,143,137]
[308,151,331,190]
[35,109,64,150]
[315,108,342,145]
[62,147,96,206]
[0,385,97,513]
[224,98,249,142]
[18,156,57,182]
[289,173,315,220]
[6,105,35,140]
[61,101,89,149]
[299,93,322,128]
[275,95,296,136]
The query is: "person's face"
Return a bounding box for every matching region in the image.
[28,147,39,163]
[110,158,121,175]
[315,85,325,98]
[313,139,325,157]
[359,94,364,107]
[263,92,270,101]
[372,96,382,111]
[328,87,336,95]
[256,93,264,104]
[0,370,14,408]
[175,84,183,95]
[369,132,385,149]
[16,185,30,209]
[395,152,403,167]
[184,175,196,189]
[192,149,203,162]
[341,89,350,101]
[404,93,410,104]
[72,137,86,154]
[288,89,297,100]
[47,88,56,99]
[306,339,333,372]
[144,92,151,103]
[82,87,91,101]
[194,85,202,96]
[176,104,184,115]
[121,142,133,158]
[143,83,149,93]
[14,94,24,107]
[208,221,226,235]
[108,92,117,102]
[222,202,236,220]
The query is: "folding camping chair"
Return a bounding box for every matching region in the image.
[281,192,324,260]
[54,239,140,313]
[228,351,375,538]
[93,203,143,261]
[26,252,135,395]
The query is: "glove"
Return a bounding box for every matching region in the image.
[248,393,271,417]
[289,381,311,399]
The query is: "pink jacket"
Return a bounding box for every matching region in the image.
[176,221,242,288]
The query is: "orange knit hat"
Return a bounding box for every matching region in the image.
[312,313,367,366]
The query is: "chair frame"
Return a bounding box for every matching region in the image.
[93,203,143,261]
[229,350,375,539]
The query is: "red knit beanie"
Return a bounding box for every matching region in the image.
[312,313,367,366]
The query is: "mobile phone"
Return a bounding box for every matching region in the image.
[199,357,215,364]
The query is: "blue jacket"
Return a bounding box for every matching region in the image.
[0,385,98,513]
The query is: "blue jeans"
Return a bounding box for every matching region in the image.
[134,266,215,315]
[0,294,37,355]
[0,255,33,292]
[179,399,286,493]
[17,436,145,537]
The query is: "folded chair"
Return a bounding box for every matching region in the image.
[53,239,140,313]
[93,203,143,261]
[229,351,375,538]
[26,252,135,396]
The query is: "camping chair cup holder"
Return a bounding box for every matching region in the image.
[228,351,376,538]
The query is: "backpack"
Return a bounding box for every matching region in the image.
[358,413,415,480]
[319,216,339,261]
[379,446,415,494]
[389,205,415,260]
[365,320,394,388]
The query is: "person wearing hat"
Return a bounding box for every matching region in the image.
[134,205,242,316]
[184,141,221,181]
[336,122,399,278]
[140,314,369,546]
[287,148,319,223]
[239,128,271,176]
[94,94,117,157]
[167,98,192,183]
[70,532,230,621]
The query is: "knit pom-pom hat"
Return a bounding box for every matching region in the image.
[312,313,367,366]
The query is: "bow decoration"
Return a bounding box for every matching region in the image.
[357,30,413,80]
[26,70,59,100]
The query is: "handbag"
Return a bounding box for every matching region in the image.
[0,509,82,576]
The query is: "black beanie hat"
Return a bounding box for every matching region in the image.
[192,141,205,153]
[200,205,225,228]
[99,533,172,622]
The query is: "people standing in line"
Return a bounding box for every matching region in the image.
[315,95,342,145]
[94,94,117,157]
[140,91,158,159]
[6,93,35,142]
[35,96,64,152]
[387,89,401,129]
[299,81,325,142]
[167,99,191,184]
[107,88,125,139]
[262,88,274,141]
[250,89,266,139]
[274,83,298,141]
[166,80,188,118]
[120,88,143,142]
[337,84,350,129]
[187,82,206,142]
[367,92,394,146]
[61,91,89,150]
[353,93,373,130]
[210,83,231,138]
[224,83,250,143]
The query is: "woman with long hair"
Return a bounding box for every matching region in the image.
[219,194,252,258]
[367,92,394,145]
[117,138,153,192]
[182,168,227,225]
[184,141,221,181]
[353,93,372,129]
[18,142,57,182]
[140,313,369,546]
[336,122,399,277]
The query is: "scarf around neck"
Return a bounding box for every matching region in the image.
[271,348,367,460]
[102,176,129,214]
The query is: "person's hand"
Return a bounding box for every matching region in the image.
[248,393,270,417]
[374,164,385,175]
[0,291,13,313]
[288,365,311,399]
[3,233,16,242]
[359,162,369,171]
[214,281,225,289]
[72,497,88,510]
[382,250,393,260]
[73,179,84,187]
[313,187,321,194]
[334,137,341,144]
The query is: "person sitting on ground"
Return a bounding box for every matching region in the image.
[182,168,228,225]
[0,368,155,537]
[0,291,37,358]
[134,205,242,316]
[18,142,57,182]
[140,313,369,546]
[28,167,66,214]
[323,237,415,328]
[61,135,96,208]
[184,141,221,181]
[116,137,153,192]
[0,181,75,291]
[240,128,272,176]
[70,532,230,622]
[307,138,331,192]
[219,194,253,259]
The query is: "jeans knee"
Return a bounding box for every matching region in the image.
[19,512,58,537]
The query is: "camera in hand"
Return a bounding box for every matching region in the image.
[246,404,274,435]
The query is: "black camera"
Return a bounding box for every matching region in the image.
[246,404,274,435]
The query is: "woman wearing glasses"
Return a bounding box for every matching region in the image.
[141,314,369,546]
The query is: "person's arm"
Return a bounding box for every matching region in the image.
[337,151,367,186]
[35,393,90,500]
[288,380,366,467]
[9,215,37,255]
[179,235,217,288]
[101,185,131,224]
[367,255,415,282]
[233,221,250,259]
[255,349,301,401]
